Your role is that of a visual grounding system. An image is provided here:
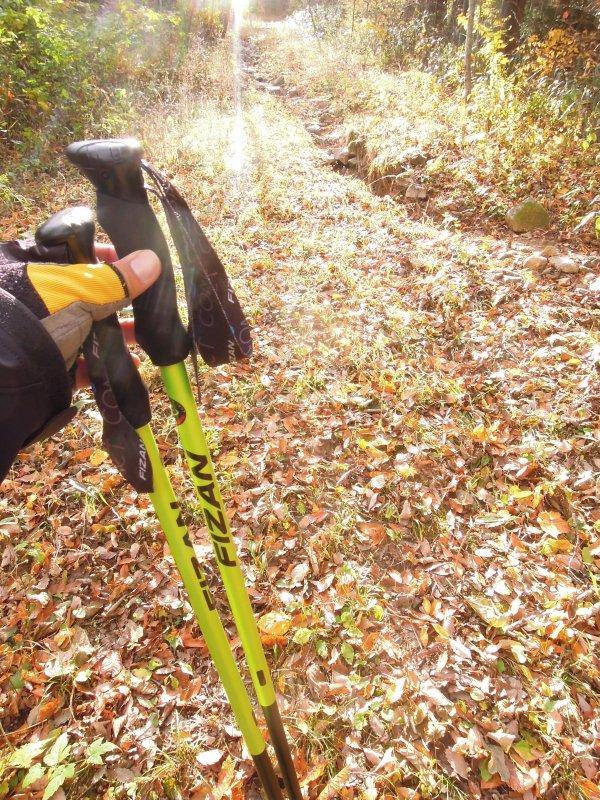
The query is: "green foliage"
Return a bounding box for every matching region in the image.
[0,0,194,152]
[0,731,118,797]
[281,0,599,226]
[191,7,228,40]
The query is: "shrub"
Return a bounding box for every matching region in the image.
[0,0,191,153]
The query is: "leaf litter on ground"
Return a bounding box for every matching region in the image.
[1,23,599,800]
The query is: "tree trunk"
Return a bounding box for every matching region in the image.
[464,0,477,100]
[501,0,527,55]
[445,0,460,39]
[307,0,319,35]
[427,0,447,27]
[403,1,417,22]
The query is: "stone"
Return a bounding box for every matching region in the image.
[583,255,600,270]
[539,244,560,257]
[506,199,550,233]
[398,146,430,168]
[405,183,428,200]
[523,254,548,269]
[497,250,514,262]
[332,147,351,166]
[589,276,600,292]
[549,256,579,273]
[347,136,366,157]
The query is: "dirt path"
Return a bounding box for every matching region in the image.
[1,26,598,800]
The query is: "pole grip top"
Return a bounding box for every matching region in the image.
[66,138,191,367]
[35,206,96,264]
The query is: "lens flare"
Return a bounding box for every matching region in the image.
[226,0,248,174]
[232,0,249,21]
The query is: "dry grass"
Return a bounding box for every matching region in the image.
[254,21,600,238]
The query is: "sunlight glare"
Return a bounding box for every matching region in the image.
[225,0,248,175]
[232,0,249,29]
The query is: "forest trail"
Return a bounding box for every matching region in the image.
[188,26,598,795]
[1,21,598,800]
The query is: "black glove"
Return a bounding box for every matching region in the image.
[0,238,159,482]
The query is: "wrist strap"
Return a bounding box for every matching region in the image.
[141,161,252,368]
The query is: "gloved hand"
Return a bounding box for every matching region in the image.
[0,239,160,482]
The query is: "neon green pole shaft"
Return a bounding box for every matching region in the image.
[136,424,283,800]
[160,364,302,800]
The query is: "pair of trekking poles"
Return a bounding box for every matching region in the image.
[35,139,301,800]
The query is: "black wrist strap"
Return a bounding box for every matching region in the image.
[82,318,154,493]
[141,161,252,368]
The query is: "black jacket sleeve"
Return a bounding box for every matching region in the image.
[0,287,74,482]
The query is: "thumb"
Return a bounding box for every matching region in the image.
[112,249,161,299]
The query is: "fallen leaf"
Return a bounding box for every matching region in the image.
[446,747,469,779]
[538,510,570,537]
[317,766,350,800]
[257,611,293,636]
[196,749,224,767]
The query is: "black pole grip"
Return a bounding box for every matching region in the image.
[35,206,96,263]
[65,139,191,367]
[35,207,151,430]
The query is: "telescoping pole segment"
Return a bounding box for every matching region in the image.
[161,363,302,800]
[136,425,284,800]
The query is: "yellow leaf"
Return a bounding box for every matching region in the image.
[90,449,109,466]
[257,612,292,637]
[431,623,450,639]
[317,767,350,800]
[470,424,489,441]
[466,595,509,629]
[577,778,600,800]
[397,464,417,478]
[538,511,570,537]
[301,761,327,788]
[385,677,406,704]
[511,489,533,499]
[541,538,573,555]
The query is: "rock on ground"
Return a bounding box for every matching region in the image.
[506,199,550,233]
[549,255,579,273]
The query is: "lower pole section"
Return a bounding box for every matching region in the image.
[253,751,286,800]
[262,702,303,800]
[136,424,283,800]
[161,363,303,800]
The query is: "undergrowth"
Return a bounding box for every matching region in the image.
[0,0,229,221]
[255,20,599,236]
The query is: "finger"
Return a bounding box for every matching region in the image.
[94,242,118,263]
[111,250,161,299]
[75,351,141,389]
[120,318,137,345]
[26,252,159,369]
[75,357,90,389]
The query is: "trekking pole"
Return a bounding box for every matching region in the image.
[65,139,303,800]
[36,208,284,800]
